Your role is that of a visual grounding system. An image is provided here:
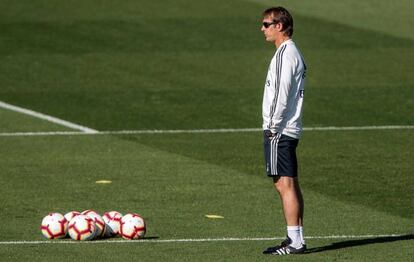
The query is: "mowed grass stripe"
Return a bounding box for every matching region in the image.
[1,130,412,261]
[1,133,411,240]
[245,0,414,41]
[0,108,70,133]
[1,10,412,130]
[1,233,411,245]
[0,101,98,133]
[0,125,413,137]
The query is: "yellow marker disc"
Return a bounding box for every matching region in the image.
[205,214,224,219]
[95,180,112,184]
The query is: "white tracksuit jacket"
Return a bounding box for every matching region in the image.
[262,39,307,139]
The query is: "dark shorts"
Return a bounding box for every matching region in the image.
[263,130,299,177]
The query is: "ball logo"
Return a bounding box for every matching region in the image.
[120,213,146,240]
[68,215,97,241]
[103,211,123,237]
[40,213,68,239]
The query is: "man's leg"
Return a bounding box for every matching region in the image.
[273,176,303,226]
[262,133,306,254]
[274,176,304,249]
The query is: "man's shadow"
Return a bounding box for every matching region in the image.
[305,234,414,254]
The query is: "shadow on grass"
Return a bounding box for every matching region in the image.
[305,234,414,254]
[142,236,159,240]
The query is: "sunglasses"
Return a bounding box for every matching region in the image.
[262,21,278,28]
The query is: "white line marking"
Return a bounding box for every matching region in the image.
[0,101,98,133]
[303,125,414,131]
[0,126,413,137]
[0,234,410,245]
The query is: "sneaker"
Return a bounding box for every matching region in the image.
[263,236,292,254]
[265,244,306,255]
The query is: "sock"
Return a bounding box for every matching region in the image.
[299,226,305,245]
[287,226,302,248]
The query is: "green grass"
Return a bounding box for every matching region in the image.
[0,109,70,132]
[0,0,413,261]
[255,0,414,41]
[1,239,414,261]
[128,130,414,220]
[0,133,413,261]
[0,1,412,130]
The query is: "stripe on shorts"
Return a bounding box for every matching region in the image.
[270,133,281,175]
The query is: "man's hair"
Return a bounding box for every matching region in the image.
[262,7,293,37]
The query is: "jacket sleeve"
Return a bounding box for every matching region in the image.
[269,51,296,133]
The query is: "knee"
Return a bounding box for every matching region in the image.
[274,179,286,194]
[274,177,295,194]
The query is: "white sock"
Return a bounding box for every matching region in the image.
[299,226,305,245]
[287,226,302,248]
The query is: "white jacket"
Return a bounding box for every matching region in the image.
[262,39,307,139]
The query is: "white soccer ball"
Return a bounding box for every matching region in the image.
[64,211,80,223]
[120,213,146,240]
[81,210,106,238]
[103,211,123,237]
[68,214,96,241]
[40,212,68,239]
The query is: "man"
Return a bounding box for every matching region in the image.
[260,7,307,255]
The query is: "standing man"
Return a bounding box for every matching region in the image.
[261,7,307,255]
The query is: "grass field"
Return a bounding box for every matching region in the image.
[0,0,413,261]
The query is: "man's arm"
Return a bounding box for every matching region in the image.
[269,51,296,133]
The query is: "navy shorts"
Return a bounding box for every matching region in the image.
[263,130,299,177]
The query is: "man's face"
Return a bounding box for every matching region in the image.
[261,16,279,42]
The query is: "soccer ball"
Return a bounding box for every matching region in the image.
[40,212,68,239]
[81,210,106,238]
[68,214,96,241]
[120,213,146,240]
[103,211,123,237]
[64,211,80,223]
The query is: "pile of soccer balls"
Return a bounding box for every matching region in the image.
[41,210,146,241]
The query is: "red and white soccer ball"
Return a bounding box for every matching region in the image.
[103,211,123,237]
[81,210,106,238]
[40,212,68,239]
[120,213,146,240]
[68,214,96,241]
[64,211,80,223]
